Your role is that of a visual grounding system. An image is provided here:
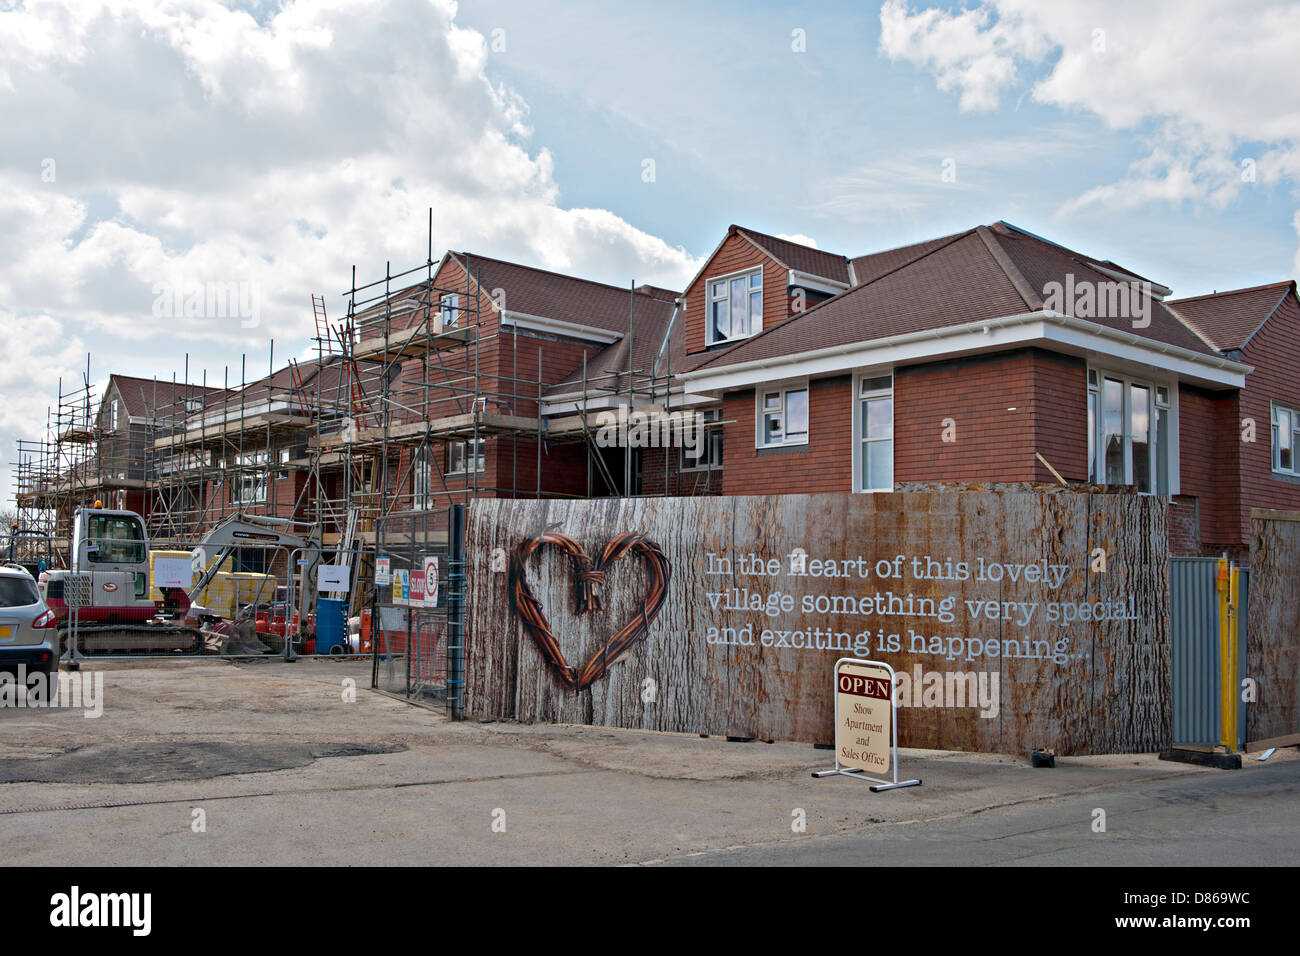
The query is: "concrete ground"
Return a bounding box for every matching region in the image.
[1,659,1295,866]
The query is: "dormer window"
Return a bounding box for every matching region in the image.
[707,268,762,346]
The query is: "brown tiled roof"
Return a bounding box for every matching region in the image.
[547,294,682,395]
[237,355,391,407]
[734,227,851,285]
[849,232,965,285]
[686,221,1218,373]
[108,375,229,420]
[988,222,1212,354]
[449,252,678,336]
[1167,281,1295,352]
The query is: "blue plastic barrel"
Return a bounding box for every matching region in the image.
[315,597,348,654]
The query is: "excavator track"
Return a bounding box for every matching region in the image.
[63,623,205,656]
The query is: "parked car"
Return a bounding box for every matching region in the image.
[0,563,58,687]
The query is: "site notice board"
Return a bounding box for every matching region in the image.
[813,658,921,793]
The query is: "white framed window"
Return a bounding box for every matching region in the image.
[440,293,460,330]
[1272,403,1300,476]
[681,407,724,471]
[448,437,485,475]
[757,385,808,448]
[110,400,120,432]
[706,267,763,346]
[413,445,432,510]
[1088,368,1174,494]
[277,447,291,480]
[185,397,202,414]
[231,450,269,504]
[855,373,893,493]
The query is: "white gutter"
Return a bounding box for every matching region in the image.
[500,310,623,344]
[788,269,850,296]
[676,310,1250,393]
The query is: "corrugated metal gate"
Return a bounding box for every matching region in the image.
[1170,557,1249,748]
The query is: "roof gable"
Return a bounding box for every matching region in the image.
[1167,281,1295,352]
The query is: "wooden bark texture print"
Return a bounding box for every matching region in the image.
[1247,515,1300,742]
[465,491,1171,755]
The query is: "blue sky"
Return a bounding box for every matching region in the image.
[455,0,1300,295]
[2,0,1299,498]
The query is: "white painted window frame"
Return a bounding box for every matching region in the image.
[447,437,485,476]
[1088,366,1178,495]
[706,266,763,347]
[756,382,809,449]
[440,293,460,330]
[853,371,894,493]
[1271,401,1300,476]
[680,406,724,472]
[413,445,432,510]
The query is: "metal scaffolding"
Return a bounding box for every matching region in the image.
[10,215,723,591]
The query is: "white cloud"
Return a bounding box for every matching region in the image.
[776,233,819,248]
[0,0,699,498]
[878,1,1300,221]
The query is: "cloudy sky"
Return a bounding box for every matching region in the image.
[3,0,1300,500]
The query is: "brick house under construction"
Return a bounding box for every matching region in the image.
[18,220,1300,568]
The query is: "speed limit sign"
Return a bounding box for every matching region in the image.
[423,556,439,607]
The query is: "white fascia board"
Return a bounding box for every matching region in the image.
[540,394,627,416]
[788,269,849,296]
[541,389,712,417]
[1039,312,1248,388]
[500,310,623,344]
[676,310,1250,395]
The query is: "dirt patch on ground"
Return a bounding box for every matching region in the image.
[0,740,405,784]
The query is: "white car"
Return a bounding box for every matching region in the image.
[0,563,59,687]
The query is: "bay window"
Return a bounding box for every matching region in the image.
[1088,368,1172,493]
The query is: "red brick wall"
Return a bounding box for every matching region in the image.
[639,444,724,496]
[1236,291,1300,539]
[720,377,854,496]
[682,231,786,356]
[1177,383,1241,553]
[895,350,1084,484]
[712,351,1088,497]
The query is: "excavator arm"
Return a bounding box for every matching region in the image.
[187,513,323,638]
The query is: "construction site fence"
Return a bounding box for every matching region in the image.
[369,503,465,718]
[51,536,379,664]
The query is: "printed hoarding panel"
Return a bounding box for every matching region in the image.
[465,491,1170,755]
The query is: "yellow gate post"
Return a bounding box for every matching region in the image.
[1216,557,1241,753]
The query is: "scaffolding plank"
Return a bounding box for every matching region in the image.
[351,324,475,361]
[319,412,539,449]
[152,412,312,450]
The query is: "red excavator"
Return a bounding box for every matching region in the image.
[41,503,323,655]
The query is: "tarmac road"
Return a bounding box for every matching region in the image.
[655,756,1300,866]
[1,660,1295,866]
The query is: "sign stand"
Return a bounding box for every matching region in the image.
[813,658,921,793]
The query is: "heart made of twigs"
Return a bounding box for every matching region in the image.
[509,524,671,691]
